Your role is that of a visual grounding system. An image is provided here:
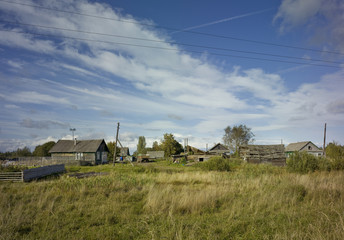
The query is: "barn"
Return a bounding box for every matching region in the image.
[49,139,109,165]
[240,144,286,166]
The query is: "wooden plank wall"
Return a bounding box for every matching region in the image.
[240,145,286,166]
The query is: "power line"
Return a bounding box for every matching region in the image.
[2,20,342,65]
[1,0,344,56]
[1,29,342,69]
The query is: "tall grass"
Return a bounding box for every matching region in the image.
[1,162,344,239]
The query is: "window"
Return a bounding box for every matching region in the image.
[308,146,312,150]
[75,153,83,160]
[97,152,100,160]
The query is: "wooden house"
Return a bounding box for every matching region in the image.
[208,143,230,155]
[240,144,286,166]
[285,141,323,157]
[49,139,109,165]
[120,147,130,157]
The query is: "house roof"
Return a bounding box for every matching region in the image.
[186,145,205,154]
[209,143,229,151]
[285,141,320,152]
[49,139,107,153]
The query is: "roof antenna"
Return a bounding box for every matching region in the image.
[70,128,76,140]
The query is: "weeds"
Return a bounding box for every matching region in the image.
[1,161,344,239]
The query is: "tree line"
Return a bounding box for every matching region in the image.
[0,141,56,160]
[1,125,343,161]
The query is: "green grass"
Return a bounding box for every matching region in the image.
[1,161,344,239]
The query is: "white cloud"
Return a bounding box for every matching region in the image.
[0,0,343,151]
[7,60,23,69]
[274,0,344,52]
[0,91,70,105]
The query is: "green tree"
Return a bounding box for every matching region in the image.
[160,133,183,157]
[326,142,344,159]
[107,141,121,162]
[33,141,56,157]
[223,124,254,155]
[15,147,32,157]
[152,141,160,151]
[137,136,147,154]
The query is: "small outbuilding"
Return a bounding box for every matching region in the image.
[240,144,286,166]
[49,139,109,165]
[285,141,323,157]
[146,151,165,159]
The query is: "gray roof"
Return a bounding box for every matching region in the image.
[285,141,316,152]
[209,143,229,151]
[49,139,107,153]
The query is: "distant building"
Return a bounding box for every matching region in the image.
[146,151,164,159]
[120,147,130,157]
[240,144,286,166]
[185,145,205,155]
[49,139,109,165]
[208,143,230,155]
[285,141,323,157]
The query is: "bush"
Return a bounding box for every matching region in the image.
[200,156,231,172]
[287,152,328,173]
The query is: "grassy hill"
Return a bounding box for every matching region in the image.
[1,160,344,239]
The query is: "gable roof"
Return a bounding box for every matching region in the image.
[49,139,108,153]
[186,145,205,154]
[285,141,320,152]
[209,143,229,151]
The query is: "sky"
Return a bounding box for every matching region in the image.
[0,0,343,153]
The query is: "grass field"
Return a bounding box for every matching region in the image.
[1,161,344,239]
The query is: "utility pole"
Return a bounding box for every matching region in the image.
[70,128,76,140]
[323,123,327,157]
[113,122,120,166]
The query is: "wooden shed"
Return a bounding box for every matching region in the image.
[49,139,109,165]
[240,144,286,166]
[146,151,165,159]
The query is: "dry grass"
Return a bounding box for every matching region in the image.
[1,162,344,239]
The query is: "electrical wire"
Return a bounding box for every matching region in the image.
[1,0,344,56]
[1,20,342,65]
[1,29,342,69]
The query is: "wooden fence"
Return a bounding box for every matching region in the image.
[0,164,65,182]
[8,157,85,166]
[0,172,23,182]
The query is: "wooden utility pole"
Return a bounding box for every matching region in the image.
[323,123,327,157]
[113,122,120,166]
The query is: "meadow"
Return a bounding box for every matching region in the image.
[1,160,344,240]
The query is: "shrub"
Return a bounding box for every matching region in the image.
[287,152,328,173]
[200,156,231,172]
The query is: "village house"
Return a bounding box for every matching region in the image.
[285,141,323,157]
[49,139,109,165]
[208,143,230,155]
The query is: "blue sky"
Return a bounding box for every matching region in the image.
[0,0,343,152]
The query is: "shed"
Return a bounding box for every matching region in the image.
[49,139,109,165]
[285,141,323,157]
[147,151,165,159]
[240,144,286,166]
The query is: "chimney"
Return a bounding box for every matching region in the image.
[74,138,77,146]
